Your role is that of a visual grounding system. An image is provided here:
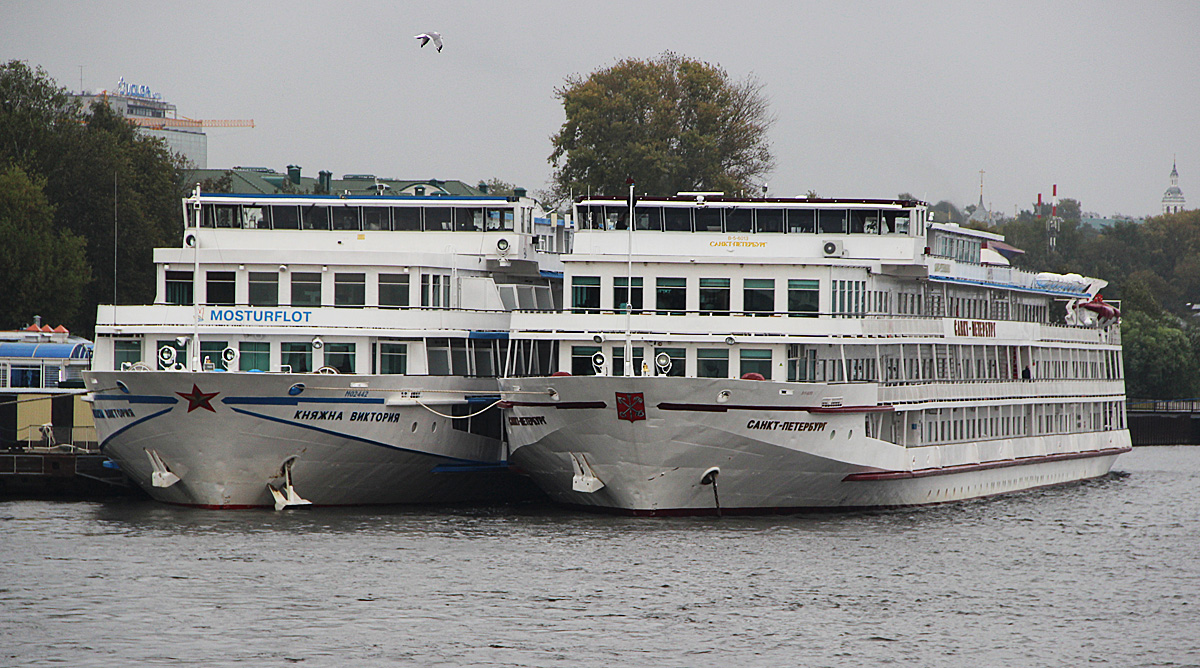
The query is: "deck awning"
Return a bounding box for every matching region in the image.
[0,342,92,360]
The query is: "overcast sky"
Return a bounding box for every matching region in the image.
[4,0,1198,217]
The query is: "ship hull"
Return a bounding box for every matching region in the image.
[500,375,1130,515]
[86,370,534,508]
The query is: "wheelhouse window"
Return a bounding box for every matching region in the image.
[392,207,421,231]
[849,210,879,234]
[740,349,772,379]
[202,204,239,228]
[270,205,299,229]
[663,207,691,231]
[656,278,686,315]
[486,208,515,231]
[206,271,235,306]
[242,206,268,229]
[113,340,141,370]
[324,343,355,373]
[699,278,730,315]
[424,207,453,231]
[724,208,753,233]
[694,208,722,232]
[614,277,643,313]
[455,208,484,231]
[697,349,729,378]
[249,272,278,307]
[380,343,407,374]
[281,342,312,373]
[788,210,815,233]
[301,205,330,230]
[818,209,847,234]
[756,209,785,233]
[743,279,774,315]
[166,271,193,305]
[239,341,269,371]
[633,208,661,231]
[291,272,322,306]
[362,207,389,231]
[788,279,819,317]
[379,274,410,307]
[334,273,365,307]
[331,206,360,231]
[571,276,600,313]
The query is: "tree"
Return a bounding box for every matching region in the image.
[0,165,89,328]
[549,52,775,198]
[0,60,186,335]
[480,178,515,196]
[1121,310,1198,399]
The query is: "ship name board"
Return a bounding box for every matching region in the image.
[746,419,827,432]
[203,308,314,324]
[953,320,996,337]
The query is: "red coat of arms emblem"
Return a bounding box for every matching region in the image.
[615,392,646,422]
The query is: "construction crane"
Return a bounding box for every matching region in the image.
[128,117,255,129]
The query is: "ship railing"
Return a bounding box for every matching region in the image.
[1127,399,1200,413]
[880,379,1126,405]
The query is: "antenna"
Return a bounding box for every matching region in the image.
[624,177,635,377]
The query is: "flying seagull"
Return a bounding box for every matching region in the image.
[414,32,443,52]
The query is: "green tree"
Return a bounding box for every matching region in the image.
[0,60,185,335]
[1121,310,1198,399]
[0,165,89,328]
[549,52,774,198]
[480,178,515,196]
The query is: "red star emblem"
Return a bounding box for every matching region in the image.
[176,384,219,413]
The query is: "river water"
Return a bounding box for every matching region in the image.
[2,446,1198,667]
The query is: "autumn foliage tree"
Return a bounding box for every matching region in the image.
[549,53,775,198]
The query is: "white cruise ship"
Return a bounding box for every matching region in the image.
[85,185,568,508]
[499,194,1130,515]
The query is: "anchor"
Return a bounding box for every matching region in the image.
[268,458,313,510]
[570,452,605,493]
[145,449,181,488]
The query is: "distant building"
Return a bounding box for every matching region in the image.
[73,77,256,169]
[182,166,491,198]
[966,170,994,226]
[75,79,206,168]
[1163,160,1185,214]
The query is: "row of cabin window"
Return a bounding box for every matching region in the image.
[788,343,1123,384]
[570,346,773,379]
[194,203,517,232]
[576,206,917,234]
[114,338,508,377]
[893,400,1127,447]
[165,271,452,308]
[571,276,821,316]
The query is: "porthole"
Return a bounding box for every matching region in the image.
[431,422,438,433]
[830,430,836,440]
[411,422,418,432]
